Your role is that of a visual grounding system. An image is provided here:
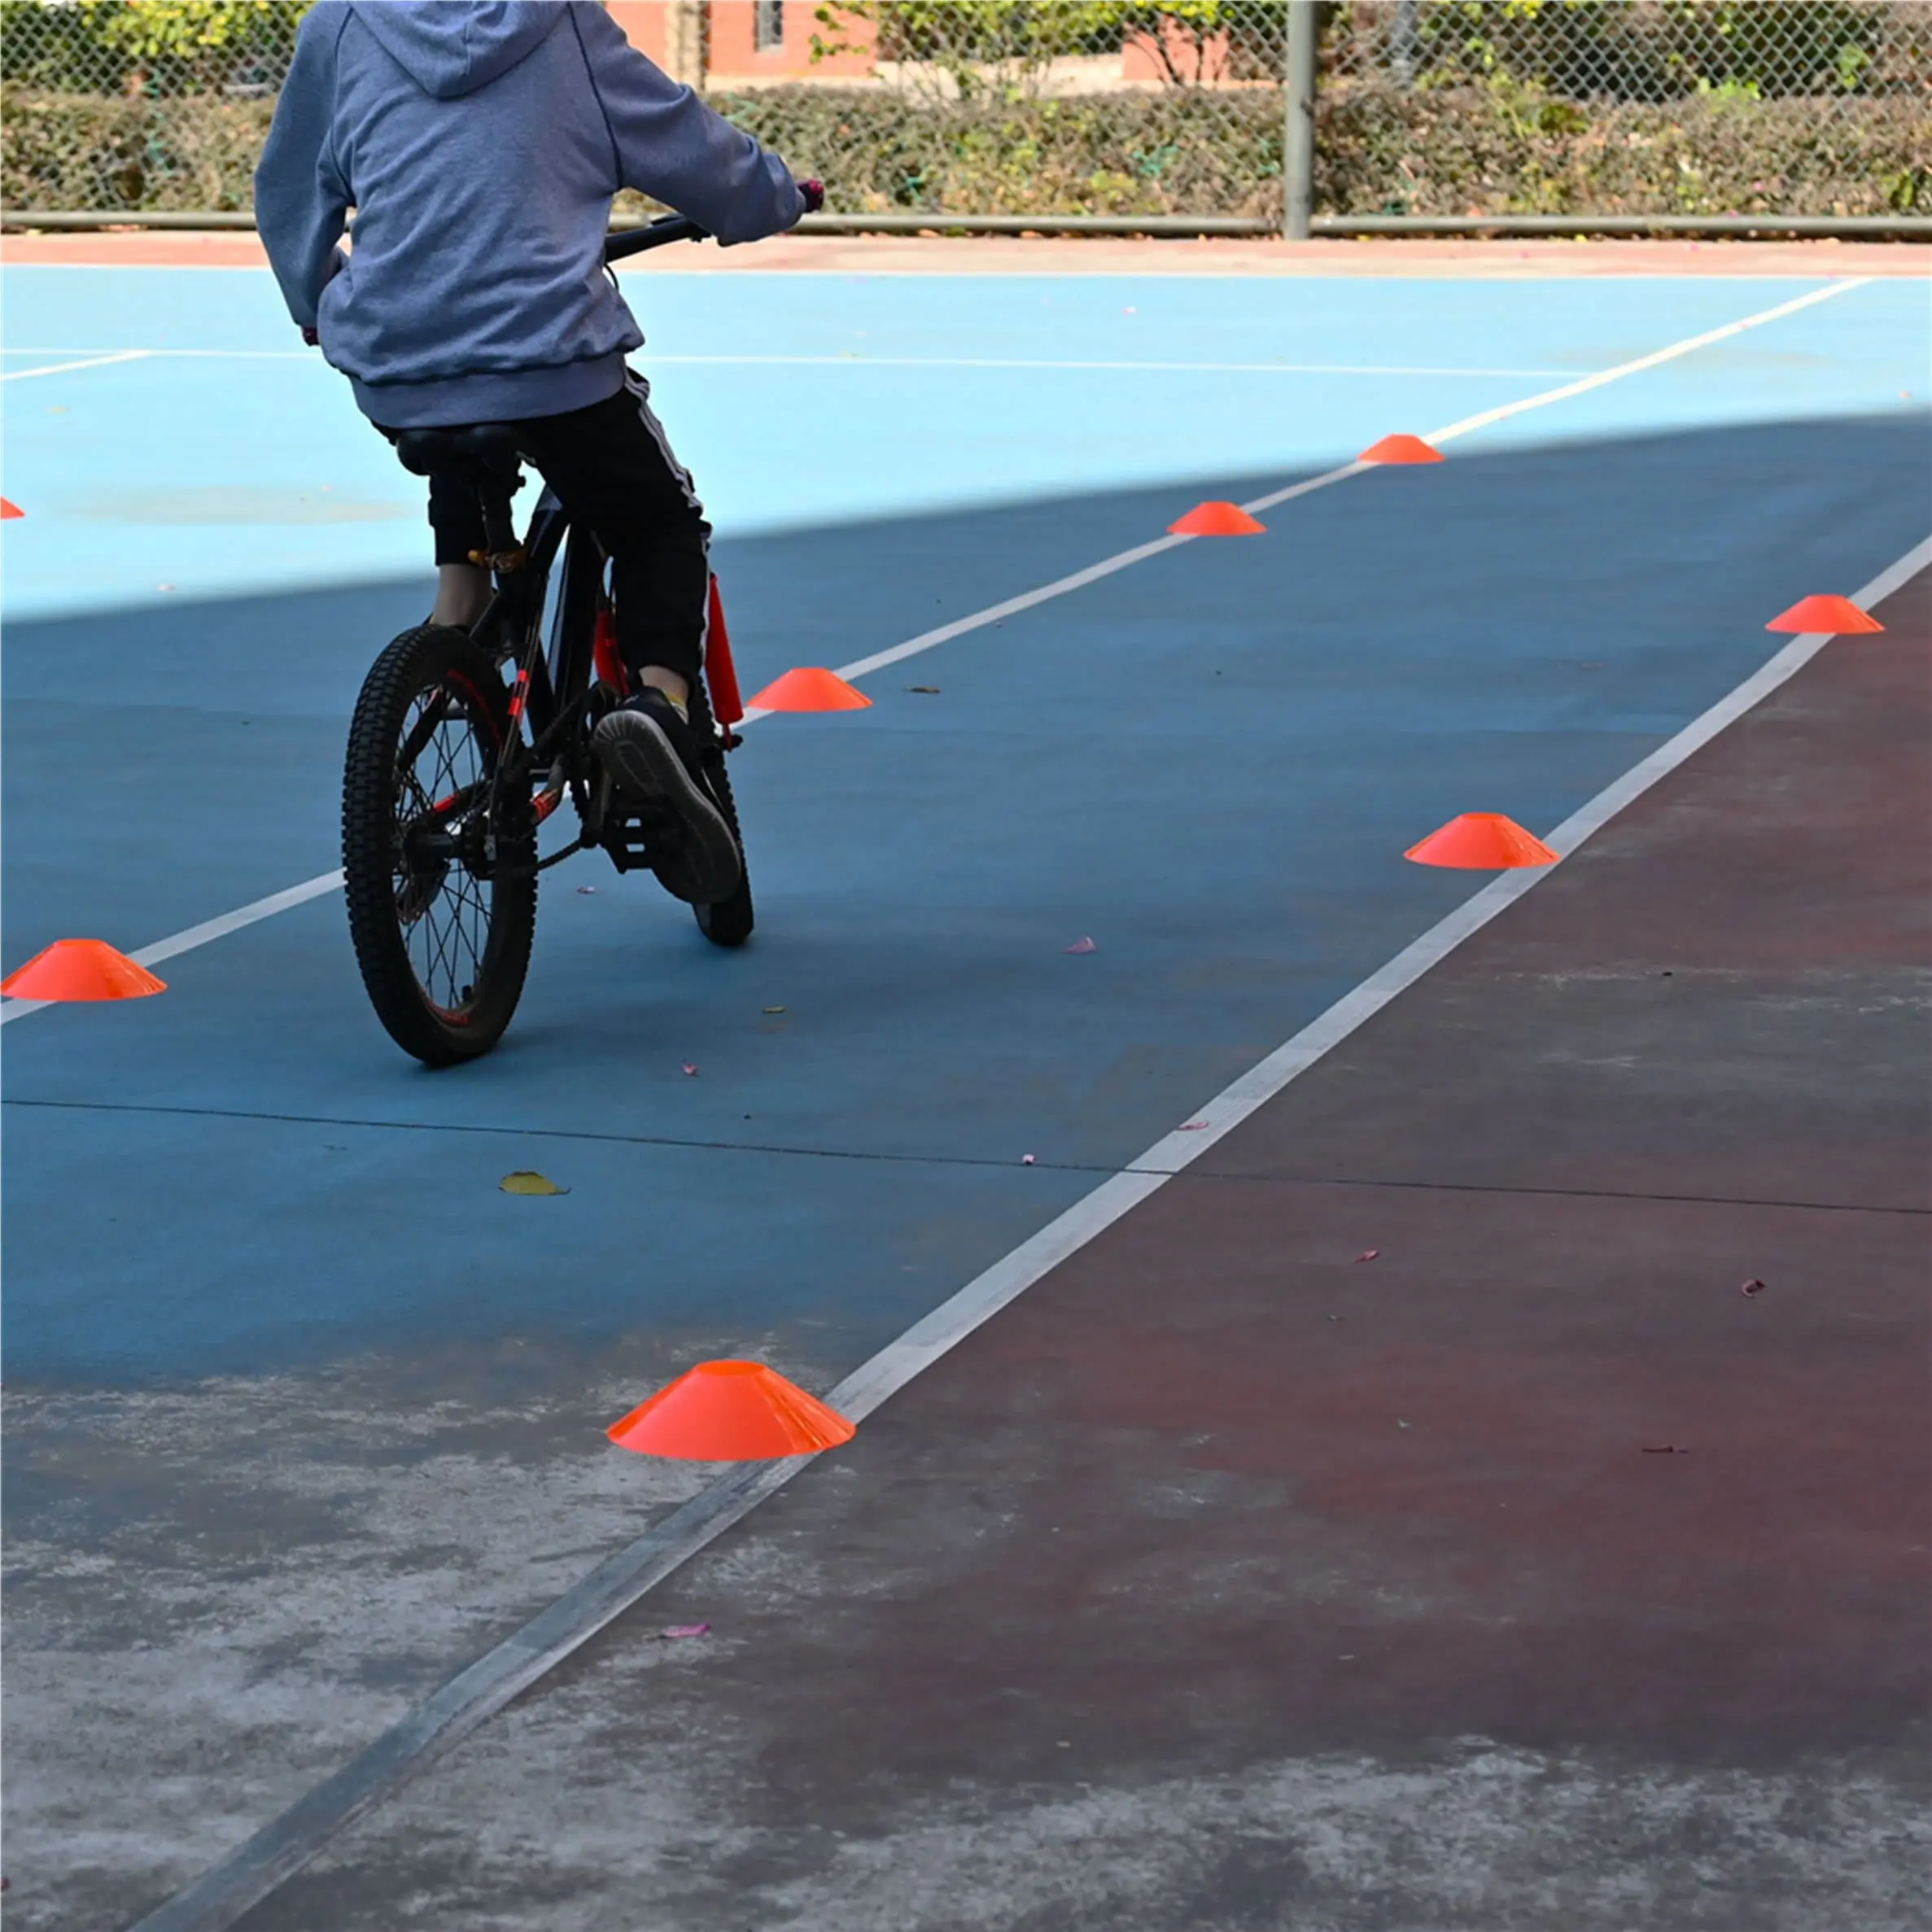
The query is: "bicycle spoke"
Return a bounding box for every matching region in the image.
[389,677,502,1016]
[396,688,452,774]
[347,626,535,1066]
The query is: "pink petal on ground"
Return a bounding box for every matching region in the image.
[1021,1154,1036,1165]
[1740,1279,1766,1296]
[1064,936,1098,955]
[681,1062,698,1077]
[1355,1249,1379,1262]
[659,1623,710,1640]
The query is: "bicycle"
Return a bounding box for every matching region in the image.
[340,208,755,1068]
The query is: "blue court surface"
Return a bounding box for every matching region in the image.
[2,255,1928,1929]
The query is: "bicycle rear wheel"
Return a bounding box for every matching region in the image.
[687,680,754,948]
[343,625,536,1064]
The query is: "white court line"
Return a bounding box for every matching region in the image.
[758,278,1865,702]
[0,348,151,382]
[642,355,1576,378]
[0,274,1868,1021]
[2,347,313,361]
[0,345,1571,378]
[0,874,346,1026]
[127,523,1930,1932]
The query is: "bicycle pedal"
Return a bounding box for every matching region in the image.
[600,807,680,875]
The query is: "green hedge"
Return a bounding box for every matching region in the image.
[2,86,275,211]
[1316,78,1930,216]
[689,85,1287,218]
[4,78,1923,221]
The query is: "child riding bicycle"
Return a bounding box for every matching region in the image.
[256,0,819,906]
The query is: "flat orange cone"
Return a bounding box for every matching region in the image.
[1765,594,1882,635]
[1,938,166,1001]
[607,1360,856,1461]
[1405,813,1558,869]
[1169,500,1265,535]
[1,499,24,519]
[746,667,872,712]
[1359,434,1444,465]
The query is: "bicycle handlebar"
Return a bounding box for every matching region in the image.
[604,211,706,261]
[601,179,823,263]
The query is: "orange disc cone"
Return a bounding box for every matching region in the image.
[1,498,24,519]
[1168,500,1265,536]
[1764,594,1883,635]
[1405,813,1558,869]
[1,938,166,1001]
[746,667,872,712]
[608,1360,856,1461]
[1359,434,1445,465]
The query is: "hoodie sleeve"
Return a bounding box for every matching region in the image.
[567,2,804,246]
[254,2,352,328]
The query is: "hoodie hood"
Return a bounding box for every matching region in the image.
[354,1,566,101]
[255,1,805,426]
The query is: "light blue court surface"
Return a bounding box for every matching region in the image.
[2,264,1927,1385]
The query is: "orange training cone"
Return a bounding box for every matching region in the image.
[607,1360,856,1461]
[1359,434,1444,465]
[1,499,24,519]
[1169,500,1265,536]
[1405,813,1558,869]
[746,667,872,713]
[1,938,166,1001]
[1765,594,1882,636]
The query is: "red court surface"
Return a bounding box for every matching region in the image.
[226,574,1930,1925]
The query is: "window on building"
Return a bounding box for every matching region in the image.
[754,1,785,52]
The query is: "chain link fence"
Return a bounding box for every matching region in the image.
[2,1,1926,228]
[1318,1,1932,221]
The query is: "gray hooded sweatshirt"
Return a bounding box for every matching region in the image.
[255,1,802,426]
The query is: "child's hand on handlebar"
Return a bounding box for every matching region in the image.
[799,179,824,215]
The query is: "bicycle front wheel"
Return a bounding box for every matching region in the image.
[342,625,536,1065]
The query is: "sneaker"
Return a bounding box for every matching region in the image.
[592,687,741,905]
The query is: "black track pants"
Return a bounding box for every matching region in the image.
[379,369,710,687]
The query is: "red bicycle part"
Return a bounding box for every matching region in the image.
[705,575,745,726]
[591,601,628,693]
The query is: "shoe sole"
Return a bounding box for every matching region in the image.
[592,712,742,905]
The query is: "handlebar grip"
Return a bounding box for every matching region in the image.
[604,212,706,262]
[601,181,824,264]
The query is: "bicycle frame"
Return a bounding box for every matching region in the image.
[345,205,785,1060]
[438,204,718,775]
[409,208,737,874]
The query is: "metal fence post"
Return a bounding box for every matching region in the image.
[1283,0,1318,240]
[662,0,705,88]
[1392,0,1421,85]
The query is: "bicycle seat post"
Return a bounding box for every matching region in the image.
[393,422,530,583]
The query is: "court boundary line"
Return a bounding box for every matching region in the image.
[0,347,151,382]
[125,519,1925,1932]
[0,874,344,1026]
[2,275,1864,1033]
[9,1093,1925,1220]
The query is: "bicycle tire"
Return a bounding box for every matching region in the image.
[343,625,537,1064]
[688,681,754,948]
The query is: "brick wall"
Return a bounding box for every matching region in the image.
[603,2,878,86]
